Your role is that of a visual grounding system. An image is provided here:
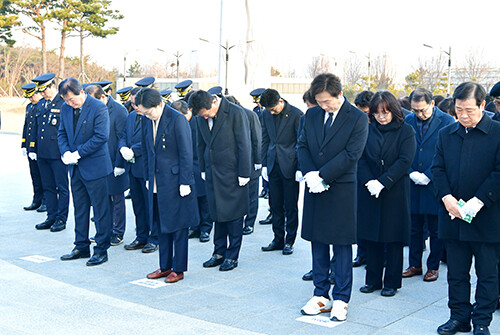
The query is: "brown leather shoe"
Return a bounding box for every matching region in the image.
[147,268,172,279]
[402,266,423,278]
[165,271,184,283]
[423,269,438,282]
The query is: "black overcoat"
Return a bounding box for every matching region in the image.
[106,96,129,195]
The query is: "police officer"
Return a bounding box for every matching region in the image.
[135,77,155,88]
[175,80,193,100]
[30,73,69,232]
[117,86,134,113]
[160,90,173,106]
[21,83,44,211]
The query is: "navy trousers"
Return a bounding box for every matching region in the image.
[244,177,259,228]
[28,156,44,204]
[190,195,213,234]
[111,192,126,237]
[129,173,150,244]
[446,240,499,327]
[213,217,243,261]
[71,166,112,255]
[409,214,443,270]
[312,242,353,303]
[37,158,69,222]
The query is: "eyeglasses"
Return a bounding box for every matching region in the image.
[493,98,500,106]
[411,104,431,115]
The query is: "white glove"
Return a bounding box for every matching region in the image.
[417,173,431,185]
[238,177,250,187]
[61,151,71,165]
[304,171,323,189]
[22,148,27,156]
[295,170,304,182]
[145,180,149,190]
[114,167,125,177]
[201,172,206,180]
[254,164,262,171]
[409,171,420,184]
[28,152,37,160]
[365,179,384,198]
[179,184,191,197]
[68,151,81,164]
[120,147,134,161]
[309,182,327,193]
[261,167,268,182]
[463,197,484,218]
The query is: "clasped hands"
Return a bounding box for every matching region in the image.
[443,195,483,222]
[304,171,328,194]
[61,151,80,165]
[409,171,430,185]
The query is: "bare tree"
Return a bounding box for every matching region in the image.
[456,47,491,83]
[371,54,395,90]
[307,55,332,79]
[343,56,362,86]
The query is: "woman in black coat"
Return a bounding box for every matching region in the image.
[357,91,416,297]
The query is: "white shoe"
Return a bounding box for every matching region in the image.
[300,296,332,315]
[330,300,348,321]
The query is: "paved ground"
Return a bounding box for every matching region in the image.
[1,131,500,335]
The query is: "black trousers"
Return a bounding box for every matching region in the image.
[268,163,299,246]
[244,177,259,228]
[38,158,69,222]
[445,240,499,326]
[409,214,443,270]
[129,173,150,244]
[365,240,404,289]
[213,217,243,261]
[27,156,44,204]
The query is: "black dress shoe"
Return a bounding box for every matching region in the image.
[242,226,254,235]
[219,259,238,271]
[381,287,397,297]
[50,219,66,232]
[282,244,294,255]
[200,232,210,243]
[353,256,367,267]
[35,219,55,230]
[437,319,471,335]
[259,212,273,225]
[259,189,267,198]
[360,285,381,293]
[188,228,200,239]
[142,242,158,253]
[24,202,41,211]
[302,270,313,281]
[124,240,146,250]
[60,249,91,261]
[261,241,283,252]
[36,204,47,212]
[474,325,490,335]
[86,253,108,266]
[203,254,224,268]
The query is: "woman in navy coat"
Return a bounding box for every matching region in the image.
[357,91,416,297]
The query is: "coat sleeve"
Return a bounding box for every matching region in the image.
[234,109,251,178]
[357,151,375,185]
[474,143,500,208]
[261,112,270,168]
[318,113,369,183]
[141,117,149,181]
[377,127,416,190]
[422,115,455,180]
[77,103,110,158]
[196,117,206,173]
[431,131,452,200]
[175,115,195,186]
[297,114,317,174]
[57,107,71,155]
[21,105,29,148]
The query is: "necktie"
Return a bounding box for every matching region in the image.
[45,100,51,109]
[208,118,213,131]
[134,115,141,130]
[73,108,80,130]
[323,112,333,138]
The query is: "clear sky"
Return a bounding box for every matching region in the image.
[14,0,500,86]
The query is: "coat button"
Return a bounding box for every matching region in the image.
[319,152,323,156]
[419,148,423,152]
[41,136,44,139]
[489,192,493,196]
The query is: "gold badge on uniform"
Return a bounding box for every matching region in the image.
[52,118,57,125]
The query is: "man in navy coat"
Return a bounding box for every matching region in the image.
[137,88,198,283]
[432,82,500,335]
[189,90,252,272]
[298,73,368,322]
[403,88,455,282]
[260,89,303,255]
[57,77,113,266]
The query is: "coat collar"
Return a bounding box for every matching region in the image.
[209,96,229,144]
[320,98,352,149]
[449,112,491,135]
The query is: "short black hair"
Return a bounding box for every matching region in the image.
[433,95,445,106]
[188,90,213,115]
[134,88,162,108]
[369,90,405,124]
[309,73,342,99]
[398,96,411,110]
[259,89,280,108]
[453,82,486,107]
[302,90,317,105]
[85,84,105,100]
[171,100,188,115]
[409,87,433,104]
[438,98,456,118]
[59,77,83,96]
[354,90,374,108]
[130,87,141,96]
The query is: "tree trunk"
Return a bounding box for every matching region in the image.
[41,24,47,73]
[58,20,67,80]
[79,29,84,76]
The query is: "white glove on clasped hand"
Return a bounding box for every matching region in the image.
[201,172,206,180]
[295,170,304,182]
[304,171,323,189]
[61,151,71,165]
[463,197,484,218]
[238,177,250,187]
[254,164,262,171]
[22,148,27,156]
[261,167,268,182]
[67,151,81,164]
[120,147,134,161]
[416,172,431,185]
[365,179,384,198]
[309,182,327,193]
[114,167,125,177]
[179,184,191,197]
[409,171,420,184]
[28,152,37,161]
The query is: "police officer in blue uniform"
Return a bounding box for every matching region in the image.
[30,73,69,232]
[160,90,173,106]
[135,77,155,88]
[175,80,193,100]
[117,86,134,113]
[21,83,45,211]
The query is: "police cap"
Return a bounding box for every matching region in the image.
[207,86,223,96]
[22,83,37,98]
[117,86,134,102]
[135,77,155,88]
[93,80,113,92]
[490,81,500,98]
[174,79,192,97]
[32,73,56,92]
[250,88,265,103]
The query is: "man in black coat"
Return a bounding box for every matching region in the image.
[298,73,368,322]
[432,82,500,335]
[260,89,303,255]
[189,90,251,272]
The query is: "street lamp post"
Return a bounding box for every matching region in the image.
[200,38,254,95]
[158,49,197,83]
[423,44,452,97]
